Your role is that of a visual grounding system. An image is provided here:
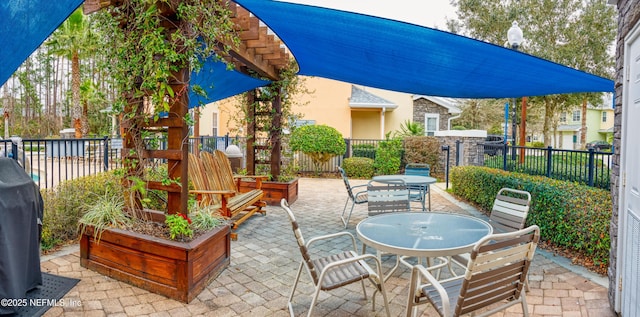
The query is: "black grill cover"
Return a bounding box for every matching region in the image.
[0,157,43,314]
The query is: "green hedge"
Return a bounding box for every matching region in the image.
[352,144,376,159]
[342,157,375,179]
[450,166,611,269]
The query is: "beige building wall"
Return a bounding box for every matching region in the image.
[351,110,380,139]
[195,76,415,140]
[294,77,352,137]
[361,87,414,136]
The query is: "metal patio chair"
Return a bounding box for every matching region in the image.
[404,163,431,211]
[406,225,540,317]
[367,179,411,216]
[280,199,391,317]
[338,166,368,228]
[450,187,532,289]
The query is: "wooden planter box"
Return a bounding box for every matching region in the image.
[79,218,230,303]
[239,177,299,205]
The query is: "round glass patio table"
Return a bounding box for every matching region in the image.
[357,212,491,257]
[372,175,436,211]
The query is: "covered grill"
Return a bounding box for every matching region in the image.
[0,157,43,314]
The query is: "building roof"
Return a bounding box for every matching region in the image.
[413,95,462,114]
[349,86,397,110]
[557,124,582,132]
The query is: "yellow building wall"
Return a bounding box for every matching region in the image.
[293,77,352,137]
[351,110,381,139]
[600,108,614,130]
[361,87,415,136]
[195,76,415,140]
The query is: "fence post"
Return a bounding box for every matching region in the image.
[546,146,553,178]
[442,145,450,190]
[587,148,595,187]
[103,136,109,172]
[10,140,18,162]
[502,143,508,171]
[224,133,229,149]
[455,140,461,166]
[344,138,351,158]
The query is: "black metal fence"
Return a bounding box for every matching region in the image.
[477,143,612,190]
[1,136,612,190]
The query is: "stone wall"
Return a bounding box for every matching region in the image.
[413,97,453,131]
[435,131,486,171]
[609,0,640,309]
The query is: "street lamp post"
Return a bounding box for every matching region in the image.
[507,21,523,160]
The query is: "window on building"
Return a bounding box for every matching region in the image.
[293,119,315,127]
[572,110,581,122]
[602,112,607,122]
[424,114,439,136]
[559,112,567,123]
[212,112,218,136]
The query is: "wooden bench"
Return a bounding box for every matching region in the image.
[188,150,267,240]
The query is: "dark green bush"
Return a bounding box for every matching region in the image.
[352,144,376,159]
[450,166,611,270]
[290,124,346,175]
[342,157,375,179]
[373,137,403,175]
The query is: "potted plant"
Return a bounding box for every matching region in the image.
[79,190,231,303]
[76,0,238,302]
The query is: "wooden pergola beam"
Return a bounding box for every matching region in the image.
[84,0,292,81]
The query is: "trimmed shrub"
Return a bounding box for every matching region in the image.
[403,136,441,178]
[342,157,375,179]
[373,137,403,175]
[290,124,346,175]
[450,166,611,271]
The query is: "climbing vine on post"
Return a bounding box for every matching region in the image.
[90,0,239,216]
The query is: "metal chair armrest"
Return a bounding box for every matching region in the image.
[411,264,452,317]
[350,183,368,190]
[319,252,386,284]
[307,231,359,252]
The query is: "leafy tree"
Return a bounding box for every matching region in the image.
[290,124,346,175]
[455,99,504,130]
[449,0,616,146]
[47,8,98,138]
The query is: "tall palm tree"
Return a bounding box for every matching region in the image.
[47,8,97,138]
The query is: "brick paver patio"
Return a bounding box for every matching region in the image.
[40,178,615,316]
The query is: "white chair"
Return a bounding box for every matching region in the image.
[338,167,368,228]
[450,188,532,289]
[367,179,410,216]
[406,225,540,317]
[280,199,391,317]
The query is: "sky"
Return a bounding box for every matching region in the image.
[281,0,457,30]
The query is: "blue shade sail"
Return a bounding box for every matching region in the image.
[189,58,271,107]
[235,0,614,98]
[2,0,614,101]
[0,0,84,86]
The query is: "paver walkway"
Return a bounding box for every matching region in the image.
[40,178,615,316]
